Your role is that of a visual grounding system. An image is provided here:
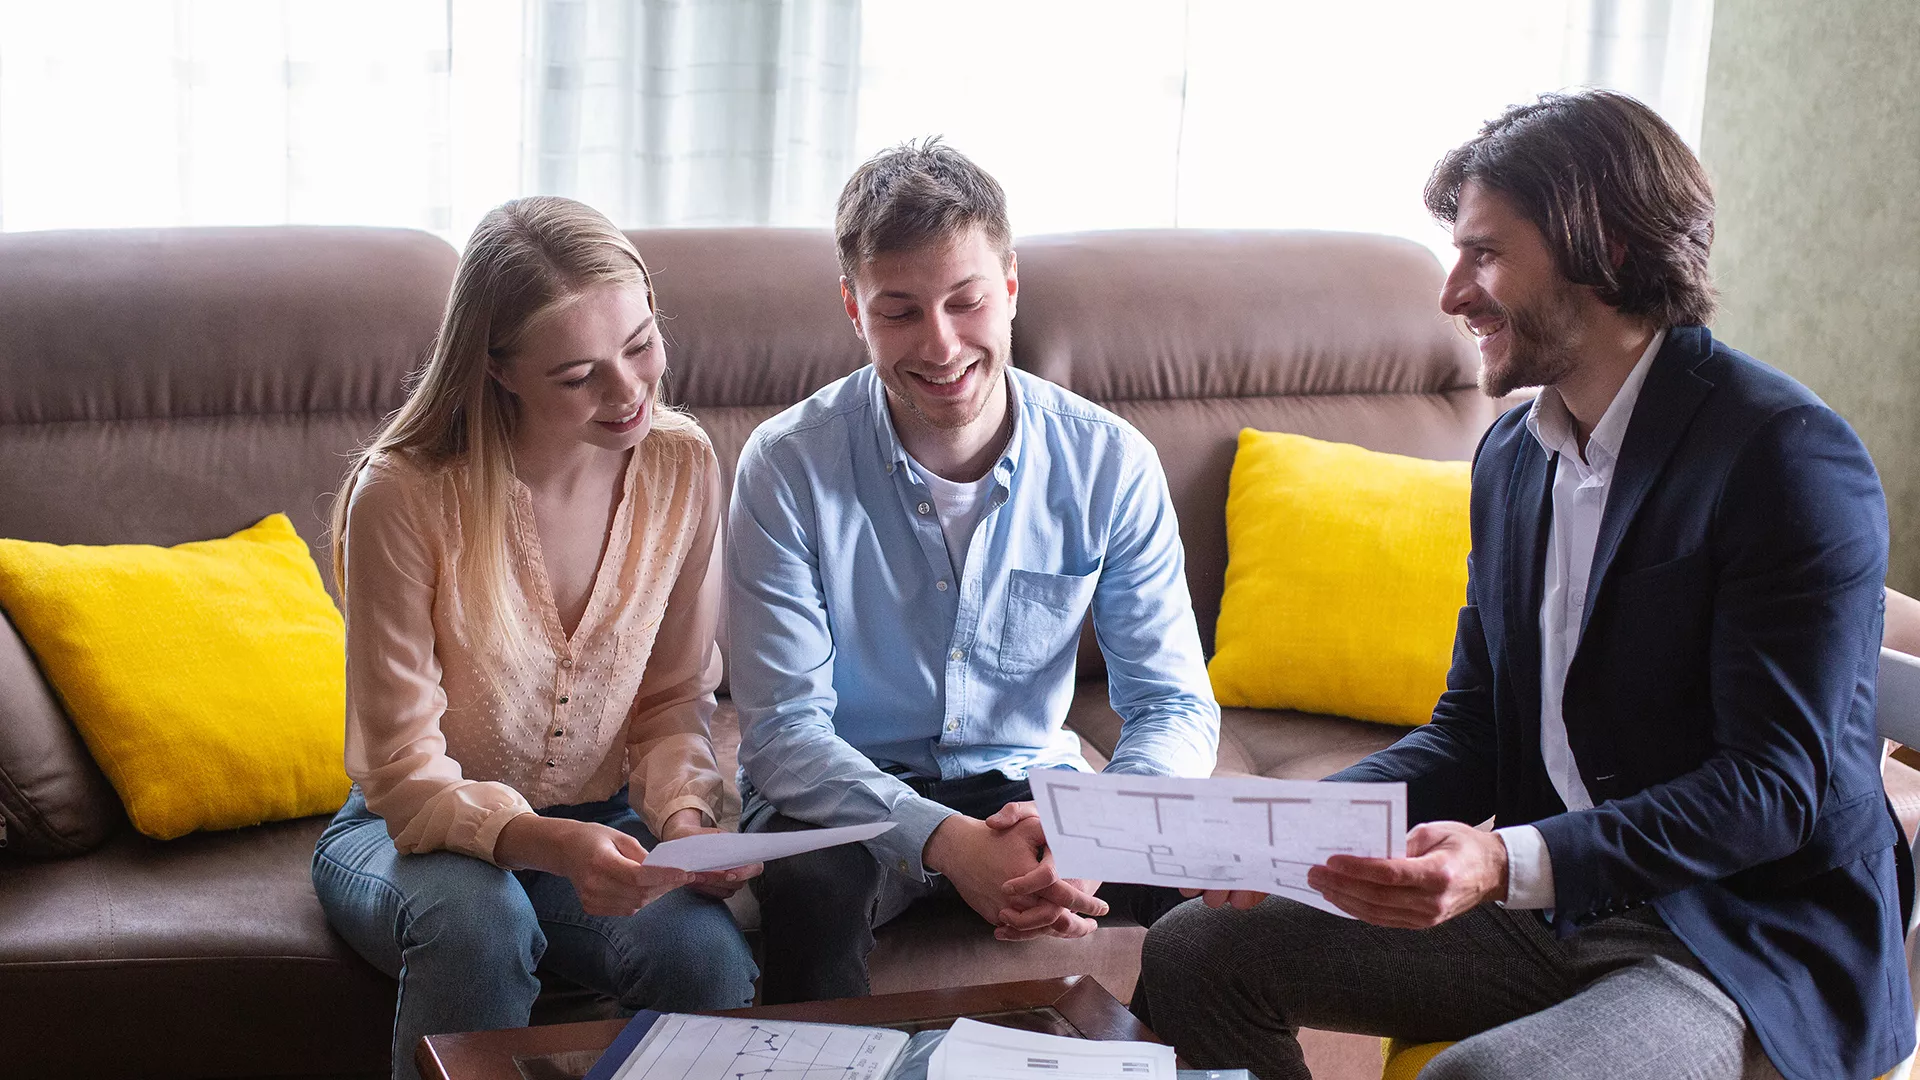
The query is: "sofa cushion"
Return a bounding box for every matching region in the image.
[0,815,390,1078]
[0,513,352,840]
[1210,429,1471,726]
[0,610,123,859]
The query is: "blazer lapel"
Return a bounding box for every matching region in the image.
[1504,438,1555,724]
[1578,325,1717,637]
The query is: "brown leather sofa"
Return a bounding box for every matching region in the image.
[4,225,1912,1080]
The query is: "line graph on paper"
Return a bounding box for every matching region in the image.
[612,1014,909,1080]
[1026,771,1406,918]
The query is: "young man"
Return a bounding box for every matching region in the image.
[727,139,1220,1004]
[1137,91,1912,1080]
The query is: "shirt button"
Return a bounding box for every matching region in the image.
[945,720,959,732]
[560,658,573,669]
[950,648,964,661]
[546,759,558,768]
[557,695,569,705]
[936,580,949,592]
[897,859,910,873]
[553,728,564,737]
[917,501,932,515]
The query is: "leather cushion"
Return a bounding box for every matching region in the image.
[0,815,390,1076]
[0,611,123,859]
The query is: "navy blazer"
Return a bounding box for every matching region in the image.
[1332,326,1913,1080]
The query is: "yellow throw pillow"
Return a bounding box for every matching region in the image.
[0,514,349,839]
[1210,430,1471,727]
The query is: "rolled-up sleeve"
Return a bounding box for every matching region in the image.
[341,462,532,863]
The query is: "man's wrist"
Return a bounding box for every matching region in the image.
[922,813,983,876]
[1488,830,1511,904]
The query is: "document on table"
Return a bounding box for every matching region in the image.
[1027,770,1405,918]
[928,1018,1175,1080]
[646,822,895,872]
[607,1013,910,1080]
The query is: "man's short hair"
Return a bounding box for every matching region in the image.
[835,136,1012,282]
[1426,90,1717,327]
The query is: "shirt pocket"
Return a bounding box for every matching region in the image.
[1000,569,1099,675]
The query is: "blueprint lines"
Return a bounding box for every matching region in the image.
[1027,770,1407,918]
[612,1014,909,1080]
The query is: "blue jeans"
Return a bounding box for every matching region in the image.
[313,786,757,1080]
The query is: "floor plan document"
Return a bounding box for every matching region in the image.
[1027,770,1406,917]
[605,1013,910,1080]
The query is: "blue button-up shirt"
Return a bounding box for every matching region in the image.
[728,366,1219,878]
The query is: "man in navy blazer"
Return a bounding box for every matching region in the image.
[1136,90,1912,1080]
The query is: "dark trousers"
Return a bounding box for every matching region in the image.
[749,770,1186,1005]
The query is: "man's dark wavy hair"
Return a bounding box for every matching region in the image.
[1426,90,1717,327]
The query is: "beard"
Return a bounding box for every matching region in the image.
[1474,280,1584,399]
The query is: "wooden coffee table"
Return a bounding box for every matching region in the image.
[418,976,1157,1080]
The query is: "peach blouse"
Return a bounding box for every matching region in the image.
[340,427,724,865]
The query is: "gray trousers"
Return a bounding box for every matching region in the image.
[1135,896,1782,1080]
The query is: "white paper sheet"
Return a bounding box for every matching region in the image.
[928,1017,1174,1080]
[613,1013,909,1080]
[1027,770,1406,918]
[645,822,896,872]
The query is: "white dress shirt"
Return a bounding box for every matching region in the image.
[1496,329,1665,909]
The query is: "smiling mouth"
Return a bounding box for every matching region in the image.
[597,404,645,432]
[1466,317,1507,342]
[913,361,976,388]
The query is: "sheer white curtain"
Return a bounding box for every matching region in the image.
[856,0,1715,260]
[0,0,1709,247]
[526,0,861,227]
[0,1,455,234]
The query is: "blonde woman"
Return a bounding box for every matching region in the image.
[312,197,756,1080]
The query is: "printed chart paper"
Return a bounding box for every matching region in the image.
[612,1013,909,1080]
[1027,770,1406,918]
[646,822,896,872]
[928,1018,1174,1080]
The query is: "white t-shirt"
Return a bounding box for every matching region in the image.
[907,456,995,577]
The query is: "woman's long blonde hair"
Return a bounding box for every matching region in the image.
[330,195,697,666]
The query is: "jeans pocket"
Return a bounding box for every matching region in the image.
[999,569,1098,674]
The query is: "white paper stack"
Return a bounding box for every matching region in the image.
[928,1018,1176,1080]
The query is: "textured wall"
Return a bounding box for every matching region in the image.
[1700,0,1920,591]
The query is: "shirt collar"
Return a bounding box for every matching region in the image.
[868,365,1024,480]
[1524,327,1666,474]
